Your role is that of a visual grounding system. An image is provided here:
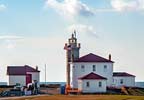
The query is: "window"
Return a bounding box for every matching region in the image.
[86,82,90,87]
[120,79,124,84]
[99,82,102,87]
[113,79,115,83]
[104,65,107,72]
[81,65,85,72]
[92,65,96,71]
[73,66,75,69]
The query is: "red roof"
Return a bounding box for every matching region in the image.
[7,65,40,75]
[78,72,107,80]
[74,53,114,63]
[113,72,135,77]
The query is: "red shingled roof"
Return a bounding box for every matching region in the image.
[7,65,40,75]
[74,53,114,63]
[113,72,135,77]
[78,72,107,80]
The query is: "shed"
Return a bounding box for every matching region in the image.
[7,65,40,86]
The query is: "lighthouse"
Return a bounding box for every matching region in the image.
[64,31,80,93]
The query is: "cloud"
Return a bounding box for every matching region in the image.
[45,0,144,14]
[0,4,7,11]
[111,0,144,12]
[68,24,97,37]
[138,0,144,9]
[4,40,16,49]
[0,35,23,49]
[45,0,94,19]
[0,35,23,40]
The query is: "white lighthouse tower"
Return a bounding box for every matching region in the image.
[64,31,81,94]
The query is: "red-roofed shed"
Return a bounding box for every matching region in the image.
[7,65,40,86]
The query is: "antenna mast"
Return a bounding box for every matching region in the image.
[45,64,46,85]
[74,30,76,38]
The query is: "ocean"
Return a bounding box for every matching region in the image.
[135,82,144,88]
[40,82,66,86]
[0,82,66,86]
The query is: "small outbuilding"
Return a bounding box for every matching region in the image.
[7,65,40,86]
[78,72,107,93]
[113,72,135,87]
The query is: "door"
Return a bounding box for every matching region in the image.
[26,74,32,85]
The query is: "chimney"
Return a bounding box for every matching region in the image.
[64,43,67,49]
[36,66,38,71]
[78,43,81,48]
[109,54,111,61]
[65,43,67,46]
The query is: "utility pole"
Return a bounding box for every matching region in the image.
[45,64,46,85]
[45,64,48,94]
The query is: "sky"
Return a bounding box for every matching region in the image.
[0,0,144,82]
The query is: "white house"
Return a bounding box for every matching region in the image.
[64,32,136,94]
[78,72,107,93]
[70,53,114,92]
[7,65,40,86]
[113,72,135,87]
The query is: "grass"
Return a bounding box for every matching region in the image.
[4,95,144,100]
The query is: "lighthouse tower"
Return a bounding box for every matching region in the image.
[64,31,80,93]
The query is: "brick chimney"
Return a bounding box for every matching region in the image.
[109,54,111,61]
[36,66,38,71]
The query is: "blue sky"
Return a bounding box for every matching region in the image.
[0,0,144,82]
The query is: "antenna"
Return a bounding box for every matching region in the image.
[74,30,76,38]
[45,64,46,85]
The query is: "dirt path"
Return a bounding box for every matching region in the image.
[0,95,144,100]
[0,95,47,100]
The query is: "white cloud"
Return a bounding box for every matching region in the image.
[45,0,94,19]
[0,35,23,40]
[111,0,144,12]
[94,8,115,13]
[4,40,16,49]
[138,0,144,9]
[0,4,7,11]
[0,35,23,49]
[45,0,144,14]
[68,24,97,37]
